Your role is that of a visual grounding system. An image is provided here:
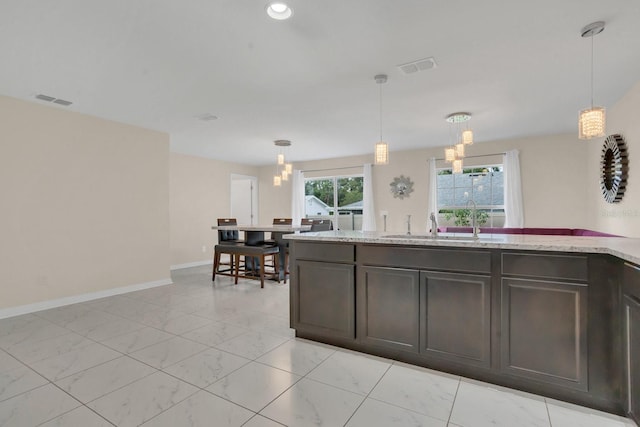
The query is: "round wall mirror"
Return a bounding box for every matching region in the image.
[600,134,628,204]
[390,175,414,199]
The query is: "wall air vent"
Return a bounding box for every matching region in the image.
[34,94,73,106]
[397,57,437,75]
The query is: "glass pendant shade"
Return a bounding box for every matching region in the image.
[462,129,474,145]
[281,169,289,181]
[452,159,463,174]
[273,175,282,186]
[375,141,389,165]
[578,106,606,139]
[455,143,465,158]
[285,163,293,174]
[277,153,285,165]
[445,147,456,162]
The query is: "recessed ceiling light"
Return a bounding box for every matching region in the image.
[266,2,293,20]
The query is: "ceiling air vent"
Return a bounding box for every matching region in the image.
[195,113,218,122]
[35,94,55,102]
[35,93,73,106]
[53,99,72,106]
[397,57,437,75]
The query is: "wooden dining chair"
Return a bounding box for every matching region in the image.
[273,218,293,225]
[212,218,245,280]
[264,218,293,246]
[310,219,333,232]
[213,244,279,288]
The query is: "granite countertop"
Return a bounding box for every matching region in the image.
[284,230,640,265]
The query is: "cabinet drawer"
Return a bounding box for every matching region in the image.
[502,252,588,282]
[359,245,491,274]
[624,263,640,299]
[294,242,355,263]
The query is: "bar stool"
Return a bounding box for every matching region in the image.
[212,244,280,288]
[212,218,245,279]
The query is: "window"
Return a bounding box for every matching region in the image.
[437,165,504,227]
[304,175,363,230]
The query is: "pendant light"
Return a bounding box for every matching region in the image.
[444,112,473,173]
[578,21,606,140]
[374,74,389,165]
[273,140,292,186]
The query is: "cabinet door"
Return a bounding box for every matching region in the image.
[624,294,640,421]
[501,278,588,391]
[419,271,491,368]
[293,260,355,339]
[358,266,420,352]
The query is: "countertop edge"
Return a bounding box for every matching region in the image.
[284,231,640,265]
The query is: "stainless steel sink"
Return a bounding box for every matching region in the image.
[382,234,479,241]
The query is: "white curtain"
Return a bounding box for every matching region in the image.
[427,157,438,231]
[362,163,376,231]
[504,149,524,227]
[291,170,305,226]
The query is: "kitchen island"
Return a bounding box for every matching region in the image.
[284,231,640,424]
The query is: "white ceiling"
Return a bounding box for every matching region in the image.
[2,0,640,166]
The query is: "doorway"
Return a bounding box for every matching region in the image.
[230,174,258,225]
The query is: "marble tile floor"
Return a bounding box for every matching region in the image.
[0,265,636,427]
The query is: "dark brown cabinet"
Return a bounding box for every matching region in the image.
[623,263,640,424]
[420,271,491,368]
[292,259,355,340]
[500,277,588,391]
[289,240,628,419]
[357,266,420,352]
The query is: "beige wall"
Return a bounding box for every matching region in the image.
[169,153,258,267]
[6,81,637,312]
[257,133,589,233]
[0,96,170,310]
[587,81,640,237]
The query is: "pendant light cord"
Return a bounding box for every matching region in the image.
[590,33,594,108]
[379,82,383,141]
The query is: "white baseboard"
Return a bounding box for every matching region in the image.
[0,278,173,320]
[170,260,213,271]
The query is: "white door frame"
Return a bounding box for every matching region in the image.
[230,174,258,225]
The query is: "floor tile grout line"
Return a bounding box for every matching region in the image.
[446,376,462,426]
[39,381,117,426]
[50,355,161,405]
[0,365,49,404]
[241,413,287,426]
[114,378,203,427]
[545,397,554,427]
[341,362,394,426]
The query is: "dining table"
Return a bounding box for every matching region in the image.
[212,224,312,280]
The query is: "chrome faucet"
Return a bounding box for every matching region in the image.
[466,200,478,238]
[406,214,411,235]
[429,212,438,237]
